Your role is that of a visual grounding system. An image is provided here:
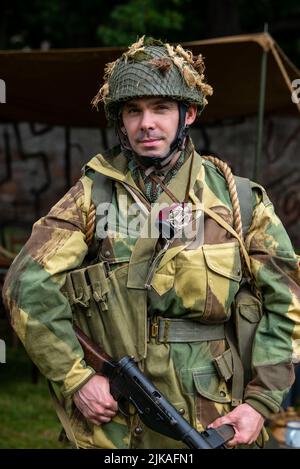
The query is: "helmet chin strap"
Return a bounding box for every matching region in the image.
[117,102,189,170]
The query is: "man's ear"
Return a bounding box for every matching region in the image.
[118,109,127,134]
[120,123,127,135]
[185,105,197,125]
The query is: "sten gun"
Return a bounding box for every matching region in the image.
[74,324,234,449]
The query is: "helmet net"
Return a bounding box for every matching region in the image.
[91,36,213,122]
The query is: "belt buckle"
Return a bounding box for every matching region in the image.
[150,316,159,341]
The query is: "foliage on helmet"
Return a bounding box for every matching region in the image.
[91,36,213,122]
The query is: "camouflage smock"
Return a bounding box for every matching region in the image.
[3,145,300,449]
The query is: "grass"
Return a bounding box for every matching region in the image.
[0,343,63,449]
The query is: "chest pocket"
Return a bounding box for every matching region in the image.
[202,242,242,321]
[151,241,242,322]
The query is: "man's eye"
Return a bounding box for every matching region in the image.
[155,105,170,111]
[127,108,139,114]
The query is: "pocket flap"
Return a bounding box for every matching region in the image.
[203,242,242,281]
[70,269,91,307]
[86,263,109,298]
[192,366,231,403]
[150,258,175,296]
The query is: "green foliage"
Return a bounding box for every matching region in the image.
[0,0,113,49]
[97,0,184,46]
[0,0,299,63]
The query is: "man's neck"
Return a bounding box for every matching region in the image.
[142,149,182,177]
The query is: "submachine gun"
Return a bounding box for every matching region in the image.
[74,325,234,449]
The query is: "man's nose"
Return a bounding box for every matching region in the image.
[139,111,155,130]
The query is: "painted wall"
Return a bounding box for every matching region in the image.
[0,115,299,251]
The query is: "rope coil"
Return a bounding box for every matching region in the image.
[85,203,96,246]
[202,155,243,241]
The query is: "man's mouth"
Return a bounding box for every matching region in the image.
[138,138,162,146]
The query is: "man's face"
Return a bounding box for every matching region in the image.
[121,97,180,158]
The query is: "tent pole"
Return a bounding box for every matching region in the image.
[64,126,71,190]
[253,24,269,182]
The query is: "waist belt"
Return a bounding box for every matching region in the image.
[147,316,225,343]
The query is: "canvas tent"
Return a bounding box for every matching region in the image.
[0,32,300,265]
[0,32,299,128]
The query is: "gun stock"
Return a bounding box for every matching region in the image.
[74,324,117,376]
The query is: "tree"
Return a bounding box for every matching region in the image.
[97,0,184,46]
[0,0,299,64]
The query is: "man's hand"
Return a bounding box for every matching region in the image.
[207,403,265,447]
[73,375,118,425]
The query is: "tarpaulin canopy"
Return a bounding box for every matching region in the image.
[0,32,299,128]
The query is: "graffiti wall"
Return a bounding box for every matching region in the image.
[0,115,299,254]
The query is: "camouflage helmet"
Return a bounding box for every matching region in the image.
[92,36,213,123]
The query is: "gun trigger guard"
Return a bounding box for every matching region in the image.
[118,398,136,418]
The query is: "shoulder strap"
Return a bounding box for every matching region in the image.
[234,175,253,239]
[85,168,113,209]
[85,168,113,243]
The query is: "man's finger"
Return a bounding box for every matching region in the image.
[225,438,237,448]
[101,408,117,418]
[208,416,231,429]
[104,400,118,412]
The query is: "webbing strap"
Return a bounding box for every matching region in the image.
[87,169,113,209]
[147,317,225,343]
[48,380,79,449]
[86,169,113,241]
[224,322,244,406]
[234,176,253,239]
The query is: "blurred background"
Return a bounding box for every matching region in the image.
[0,0,299,449]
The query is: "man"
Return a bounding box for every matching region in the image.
[3,37,300,449]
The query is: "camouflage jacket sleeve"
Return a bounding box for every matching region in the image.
[2,178,96,397]
[244,184,300,418]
